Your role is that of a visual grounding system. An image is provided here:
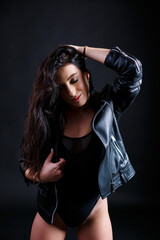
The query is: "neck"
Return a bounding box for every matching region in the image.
[66,99,91,114]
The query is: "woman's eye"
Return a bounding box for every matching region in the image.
[70,78,78,84]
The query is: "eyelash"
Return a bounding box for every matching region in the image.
[70,78,78,84]
[58,78,78,90]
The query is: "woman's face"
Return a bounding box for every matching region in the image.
[54,64,90,109]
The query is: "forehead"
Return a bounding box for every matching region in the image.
[54,64,81,82]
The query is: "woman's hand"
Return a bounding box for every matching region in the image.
[69,45,110,63]
[25,149,66,184]
[69,45,84,53]
[39,149,66,183]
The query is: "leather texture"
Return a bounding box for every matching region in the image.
[19,46,143,224]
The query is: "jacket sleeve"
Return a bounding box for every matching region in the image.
[103,46,143,119]
[19,154,32,186]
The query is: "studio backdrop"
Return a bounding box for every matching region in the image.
[0,0,158,239]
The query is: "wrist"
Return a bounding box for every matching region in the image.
[25,168,39,184]
[82,46,88,58]
[76,46,84,54]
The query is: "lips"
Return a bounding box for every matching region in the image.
[72,93,82,102]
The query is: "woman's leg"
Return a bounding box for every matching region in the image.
[30,212,67,240]
[77,198,113,240]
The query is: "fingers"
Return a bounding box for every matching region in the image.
[68,45,79,51]
[45,149,66,170]
[54,158,66,172]
[39,155,66,183]
[45,148,54,163]
[49,158,66,182]
[58,158,66,167]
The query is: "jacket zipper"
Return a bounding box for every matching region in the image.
[51,184,58,224]
[110,134,124,192]
[111,134,124,159]
[109,141,115,192]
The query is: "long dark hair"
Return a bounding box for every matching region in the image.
[20,46,95,175]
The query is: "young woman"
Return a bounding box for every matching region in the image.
[19,45,142,240]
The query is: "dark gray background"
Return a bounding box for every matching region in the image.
[0,0,159,239]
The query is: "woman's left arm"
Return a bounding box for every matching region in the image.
[71,45,143,119]
[103,46,143,118]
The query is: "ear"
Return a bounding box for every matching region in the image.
[85,72,90,81]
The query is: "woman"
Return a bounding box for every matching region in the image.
[19,45,142,240]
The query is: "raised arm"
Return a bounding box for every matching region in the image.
[71,45,142,119]
[69,45,110,63]
[104,46,142,118]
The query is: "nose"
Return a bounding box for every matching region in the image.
[65,85,76,97]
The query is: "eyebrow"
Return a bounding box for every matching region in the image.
[67,72,77,81]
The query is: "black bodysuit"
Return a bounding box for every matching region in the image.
[56,131,102,227]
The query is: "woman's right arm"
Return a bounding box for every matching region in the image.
[69,45,110,63]
[19,149,66,184]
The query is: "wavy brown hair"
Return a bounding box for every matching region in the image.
[20,46,95,175]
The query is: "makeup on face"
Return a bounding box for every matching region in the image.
[54,64,90,108]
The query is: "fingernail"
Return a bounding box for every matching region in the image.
[51,148,53,152]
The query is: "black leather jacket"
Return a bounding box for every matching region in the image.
[19,46,142,224]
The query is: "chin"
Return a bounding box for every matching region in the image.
[78,98,89,108]
[66,96,89,109]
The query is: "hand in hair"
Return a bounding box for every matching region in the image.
[68,45,110,63]
[68,45,84,53]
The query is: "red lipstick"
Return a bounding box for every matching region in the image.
[72,93,82,102]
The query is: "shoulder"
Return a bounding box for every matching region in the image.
[91,84,113,101]
[91,85,114,111]
[98,84,114,102]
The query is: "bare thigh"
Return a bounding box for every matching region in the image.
[30,212,67,240]
[77,198,113,240]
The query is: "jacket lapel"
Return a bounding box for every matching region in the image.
[91,100,113,148]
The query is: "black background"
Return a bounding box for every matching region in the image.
[0,0,159,239]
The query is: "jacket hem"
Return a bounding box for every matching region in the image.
[100,162,136,199]
[37,205,52,224]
